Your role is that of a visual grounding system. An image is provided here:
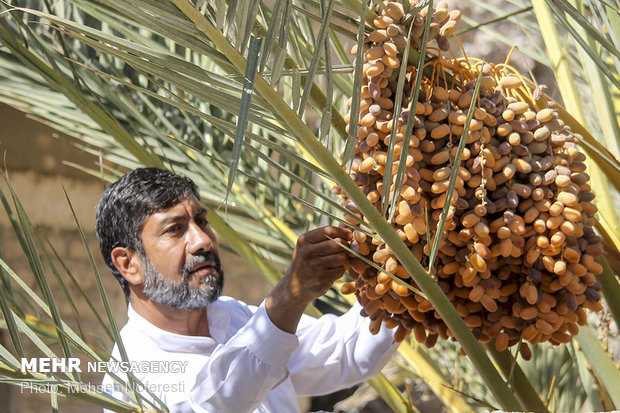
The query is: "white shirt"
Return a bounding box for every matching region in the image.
[102,296,398,413]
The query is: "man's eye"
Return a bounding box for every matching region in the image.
[166,225,182,233]
[196,218,209,227]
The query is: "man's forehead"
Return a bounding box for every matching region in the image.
[147,197,206,222]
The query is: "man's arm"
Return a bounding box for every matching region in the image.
[265,226,352,333]
[265,226,398,397]
[186,303,300,413]
[184,226,353,412]
[287,303,398,396]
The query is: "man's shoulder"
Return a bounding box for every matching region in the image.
[212,295,258,321]
[114,296,262,348]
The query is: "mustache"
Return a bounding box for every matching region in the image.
[182,251,222,281]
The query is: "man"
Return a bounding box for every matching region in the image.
[96,167,398,413]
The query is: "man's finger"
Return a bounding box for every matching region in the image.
[300,226,352,245]
[314,263,348,281]
[314,253,349,269]
[301,237,350,257]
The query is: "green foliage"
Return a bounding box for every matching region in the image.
[0,0,618,411]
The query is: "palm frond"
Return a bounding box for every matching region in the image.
[1,0,619,411]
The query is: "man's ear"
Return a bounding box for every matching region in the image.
[111,247,144,286]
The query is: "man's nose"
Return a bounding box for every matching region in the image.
[186,222,213,254]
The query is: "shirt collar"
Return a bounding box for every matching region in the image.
[126,299,231,352]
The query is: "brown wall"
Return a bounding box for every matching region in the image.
[0,103,273,412]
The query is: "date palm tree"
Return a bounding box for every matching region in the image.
[0,0,618,412]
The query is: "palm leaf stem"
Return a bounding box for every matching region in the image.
[397,343,474,413]
[457,6,534,35]
[250,17,349,142]
[574,326,620,408]
[43,237,115,342]
[597,256,620,328]
[543,0,620,90]
[5,182,78,381]
[486,344,548,412]
[531,0,619,235]
[567,342,605,412]
[367,373,415,413]
[565,0,620,154]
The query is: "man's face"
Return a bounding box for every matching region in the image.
[138,196,223,310]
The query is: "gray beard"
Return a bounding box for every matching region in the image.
[141,253,223,310]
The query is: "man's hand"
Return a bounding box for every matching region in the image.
[285,226,352,300]
[265,226,352,333]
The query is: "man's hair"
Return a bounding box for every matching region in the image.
[95,168,200,297]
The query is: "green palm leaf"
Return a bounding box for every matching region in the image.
[1,0,619,411]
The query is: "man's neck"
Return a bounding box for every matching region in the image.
[130,296,211,337]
